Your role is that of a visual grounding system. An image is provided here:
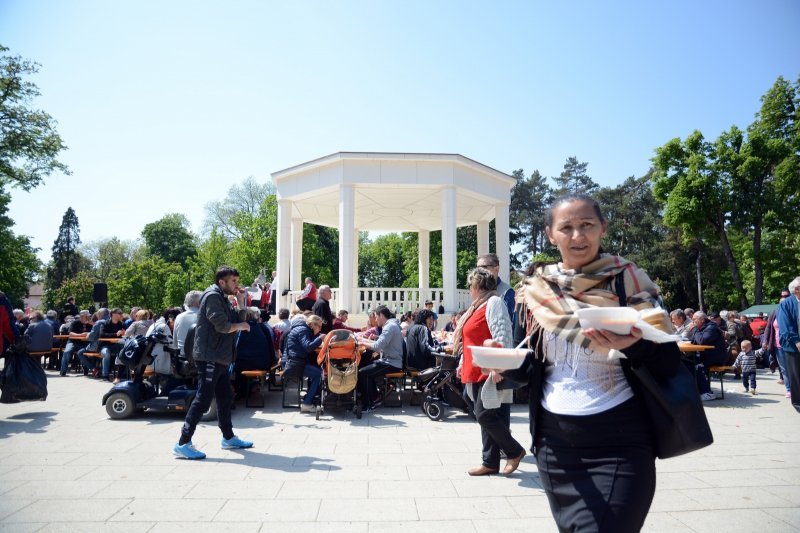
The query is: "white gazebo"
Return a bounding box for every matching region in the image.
[271,152,515,314]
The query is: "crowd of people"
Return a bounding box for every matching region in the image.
[670,291,800,404]
[4,191,800,533]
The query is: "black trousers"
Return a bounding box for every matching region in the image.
[296,298,315,312]
[180,361,234,444]
[358,360,396,408]
[785,350,800,413]
[535,399,656,533]
[465,382,524,469]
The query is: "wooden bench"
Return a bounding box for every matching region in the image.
[382,371,406,407]
[267,363,284,391]
[240,370,269,408]
[28,351,52,367]
[707,365,735,399]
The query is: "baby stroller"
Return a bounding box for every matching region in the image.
[317,329,362,420]
[416,353,469,421]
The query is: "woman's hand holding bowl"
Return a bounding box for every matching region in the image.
[582,326,642,351]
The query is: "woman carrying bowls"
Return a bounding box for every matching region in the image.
[502,193,680,532]
[454,267,527,476]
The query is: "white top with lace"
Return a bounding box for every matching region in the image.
[541,331,633,416]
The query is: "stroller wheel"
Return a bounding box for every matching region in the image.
[425,400,444,421]
[315,405,322,420]
[354,405,363,419]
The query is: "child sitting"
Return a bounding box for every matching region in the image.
[733,340,758,395]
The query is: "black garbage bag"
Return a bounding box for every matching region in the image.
[0,346,48,403]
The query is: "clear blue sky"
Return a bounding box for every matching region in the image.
[2,0,799,262]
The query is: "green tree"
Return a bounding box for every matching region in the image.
[553,156,598,196]
[359,233,407,287]
[190,227,231,289]
[228,195,277,284]
[107,256,184,311]
[302,224,339,287]
[141,213,197,267]
[510,168,554,267]
[45,207,86,294]
[202,176,274,239]
[652,130,749,309]
[0,44,70,190]
[44,271,96,312]
[81,237,139,282]
[0,184,40,306]
[733,76,800,303]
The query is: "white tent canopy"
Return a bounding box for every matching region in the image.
[271,152,515,313]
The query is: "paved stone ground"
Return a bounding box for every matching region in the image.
[0,366,798,532]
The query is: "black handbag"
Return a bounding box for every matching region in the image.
[615,272,714,459]
[631,363,714,458]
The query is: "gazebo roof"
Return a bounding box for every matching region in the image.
[271,152,515,232]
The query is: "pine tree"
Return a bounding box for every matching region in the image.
[45,207,82,291]
[553,156,598,196]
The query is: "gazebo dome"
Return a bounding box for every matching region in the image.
[271,152,514,313]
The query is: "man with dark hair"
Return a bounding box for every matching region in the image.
[62,296,79,321]
[358,306,404,411]
[173,266,253,459]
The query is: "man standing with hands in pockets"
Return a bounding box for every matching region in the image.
[173,266,254,459]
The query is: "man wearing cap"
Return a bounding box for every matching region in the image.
[689,311,729,401]
[60,310,92,376]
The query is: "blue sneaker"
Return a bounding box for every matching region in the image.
[221,435,253,449]
[173,441,206,460]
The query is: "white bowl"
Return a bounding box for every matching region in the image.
[469,346,528,370]
[574,307,639,335]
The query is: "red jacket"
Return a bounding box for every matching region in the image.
[461,304,490,384]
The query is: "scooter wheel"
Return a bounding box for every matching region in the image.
[425,400,444,421]
[106,392,135,419]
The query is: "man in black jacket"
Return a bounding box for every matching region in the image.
[173,266,253,460]
[311,285,333,334]
[689,311,728,401]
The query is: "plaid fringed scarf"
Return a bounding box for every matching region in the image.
[516,254,668,358]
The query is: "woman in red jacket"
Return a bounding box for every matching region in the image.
[454,267,525,476]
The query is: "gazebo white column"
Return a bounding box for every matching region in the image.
[290,217,304,290]
[338,184,355,313]
[477,220,490,257]
[418,230,430,302]
[495,203,510,283]
[441,186,457,312]
[352,228,359,312]
[276,198,292,311]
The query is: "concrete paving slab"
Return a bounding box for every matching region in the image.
[1,365,798,532]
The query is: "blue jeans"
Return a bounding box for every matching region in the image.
[302,365,322,405]
[60,341,82,373]
[776,348,790,391]
[100,345,119,377]
[742,370,756,391]
[78,348,97,372]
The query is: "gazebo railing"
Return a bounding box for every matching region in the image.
[284,287,472,314]
[355,288,445,314]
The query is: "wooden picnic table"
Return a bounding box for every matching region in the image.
[678,343,714,352]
